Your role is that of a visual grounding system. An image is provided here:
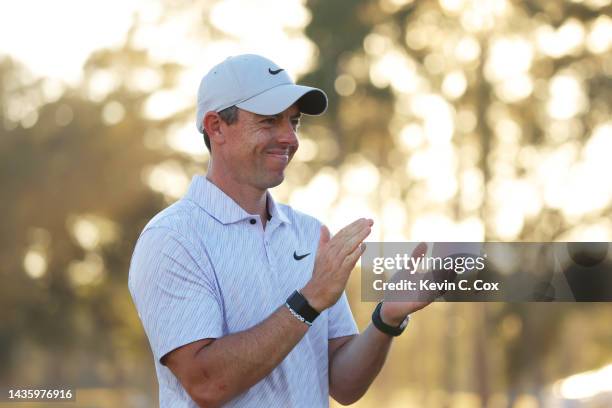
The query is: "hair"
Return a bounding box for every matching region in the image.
[202,105,239,152]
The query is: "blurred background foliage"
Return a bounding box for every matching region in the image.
[0,0,611,407]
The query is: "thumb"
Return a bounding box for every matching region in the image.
[412,242,428,258]
[318,225,331,248]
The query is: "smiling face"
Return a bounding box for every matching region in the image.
[215,104,301,192]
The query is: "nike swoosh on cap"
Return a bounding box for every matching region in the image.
[268,68,284,75]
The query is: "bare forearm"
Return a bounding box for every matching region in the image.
[329,324,394,404]
[194,305,308,406]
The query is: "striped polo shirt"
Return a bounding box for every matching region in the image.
[128,175,359,407]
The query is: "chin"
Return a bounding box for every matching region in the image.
[267,176,285,189]
[259,173,285,189]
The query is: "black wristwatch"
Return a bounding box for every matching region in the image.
[372,302,410,336]
[286,290,320,326]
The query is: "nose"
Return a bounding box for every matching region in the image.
[277,118,298,147]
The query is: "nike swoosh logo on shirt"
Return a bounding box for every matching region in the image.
[293,251,310,260]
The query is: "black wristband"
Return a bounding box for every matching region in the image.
[286,290,320,325]
[371,302,409,337]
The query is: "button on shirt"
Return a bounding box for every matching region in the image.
[128,175,359,408]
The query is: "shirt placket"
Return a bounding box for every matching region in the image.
[263,221,281,274]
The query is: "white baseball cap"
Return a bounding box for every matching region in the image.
[196,54,328,133]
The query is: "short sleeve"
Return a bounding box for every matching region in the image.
[327,291,359,339]
[128,227,223,363]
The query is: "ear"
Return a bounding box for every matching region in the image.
[203,111,226,146]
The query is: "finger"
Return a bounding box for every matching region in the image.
[341,239,367,274]
[318,225,331,248]
[412,242,428,258]
[328,219,374,259]
[408,242,428,273]
[335,218,373,241]
[342,223,372,255]
[325,219,362,253]
[334,218,374,242]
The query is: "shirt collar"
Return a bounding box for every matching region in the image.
[184,175,291,226]
[265,190,291,225]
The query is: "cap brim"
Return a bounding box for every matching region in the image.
[236,84,327,116]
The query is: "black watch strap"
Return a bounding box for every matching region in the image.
[372,302,409,336]
[286,290,320,326]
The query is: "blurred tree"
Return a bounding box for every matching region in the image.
[301,0,612,406]
[0,39,193,397]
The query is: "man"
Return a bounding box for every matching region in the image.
[129,54,430,407]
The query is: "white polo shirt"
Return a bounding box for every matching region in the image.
[128,175,359,407]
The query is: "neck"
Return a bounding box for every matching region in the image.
[206,161,269,227]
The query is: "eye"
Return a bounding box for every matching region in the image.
[291,119,300,129]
